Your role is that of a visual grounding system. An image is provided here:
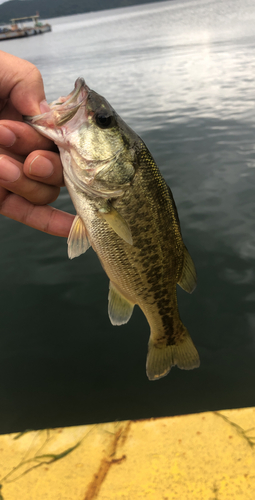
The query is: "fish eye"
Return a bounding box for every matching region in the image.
[95,112,113,129]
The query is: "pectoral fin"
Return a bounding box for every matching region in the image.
[108,281,134,325]
[178,247,197,294]
[99,205,133,245]
[67,215,91,259]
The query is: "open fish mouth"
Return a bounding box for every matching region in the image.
[25,77,89,128]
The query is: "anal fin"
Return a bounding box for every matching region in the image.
[67,214,91,259]
[178,247,197,294]
[108,281,134,325]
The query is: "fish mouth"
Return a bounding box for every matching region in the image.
[25,78,89,128]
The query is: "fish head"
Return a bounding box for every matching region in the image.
[25,78,89,143]
[25,78,138,192]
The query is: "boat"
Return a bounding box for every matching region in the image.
[0,15,51,41]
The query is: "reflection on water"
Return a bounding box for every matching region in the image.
[0,0,255,433]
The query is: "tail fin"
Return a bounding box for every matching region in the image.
[146,328,200,381]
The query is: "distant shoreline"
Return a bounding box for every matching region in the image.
[0,0,171,24]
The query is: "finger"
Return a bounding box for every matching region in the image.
[0,146,24,164]
[0,51,45,116]
[0,186,74,237]
[0,98,23,121]
[0,120,55,155]
[0,155,60,205]
[24,150,65,187]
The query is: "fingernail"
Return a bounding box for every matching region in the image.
[0,156,21,182]
[29,155,54,178]
[0,126,16,147]
[39,99,51,114]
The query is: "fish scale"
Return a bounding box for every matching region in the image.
[25,77,200,380]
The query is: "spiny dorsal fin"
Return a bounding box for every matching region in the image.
[178,246,197,294]
[108,281,134,325]
[67,214,91,259]
[98,205,133,245]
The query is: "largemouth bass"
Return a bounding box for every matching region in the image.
[25,78,200,380]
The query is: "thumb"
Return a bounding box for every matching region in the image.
[0,50,46,116]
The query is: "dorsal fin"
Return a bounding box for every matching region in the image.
[178,246,197,294]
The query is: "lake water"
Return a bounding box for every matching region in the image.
[0,0,255,433]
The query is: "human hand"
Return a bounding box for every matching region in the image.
[0,50,74,237]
